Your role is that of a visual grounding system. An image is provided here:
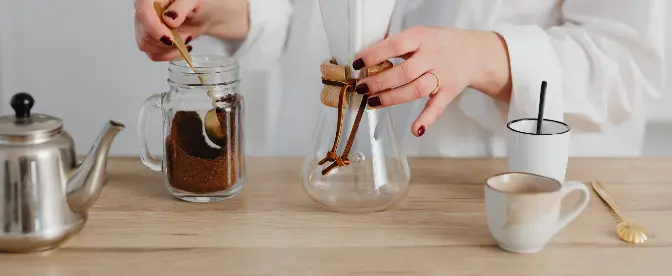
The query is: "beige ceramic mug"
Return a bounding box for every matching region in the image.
[484,172,590,254]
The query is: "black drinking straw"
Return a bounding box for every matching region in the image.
[536,81,548,134]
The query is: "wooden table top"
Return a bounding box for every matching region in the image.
[1,157,671,275]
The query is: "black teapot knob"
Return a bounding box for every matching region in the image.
[10,92,34,119]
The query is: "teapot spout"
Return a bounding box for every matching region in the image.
[67,121,125,213]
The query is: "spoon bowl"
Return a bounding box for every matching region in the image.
[617,221,648,244]
[204,108,227,146]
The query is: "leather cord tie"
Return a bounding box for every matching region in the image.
[317,59,392,176]
[317,77,362,175]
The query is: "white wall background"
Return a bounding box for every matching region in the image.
[0,1,670,157]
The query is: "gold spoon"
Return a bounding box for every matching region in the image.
[590,180,648,244]
[153,2,225,147]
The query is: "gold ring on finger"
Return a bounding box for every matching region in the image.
[427,72,440,97]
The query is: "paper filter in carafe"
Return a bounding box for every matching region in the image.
[300,0,411,213]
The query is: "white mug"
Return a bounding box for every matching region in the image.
[507,118,571,183]
[484,172,590,254]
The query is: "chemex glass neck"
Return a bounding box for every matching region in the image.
[317,0,398,72]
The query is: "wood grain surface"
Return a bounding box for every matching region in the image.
[1,157,671,276]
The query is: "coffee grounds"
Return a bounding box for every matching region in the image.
[166,106,238,194]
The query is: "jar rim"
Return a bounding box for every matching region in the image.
[168,55,239,74]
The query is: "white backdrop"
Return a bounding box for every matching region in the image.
[0,0,670,156]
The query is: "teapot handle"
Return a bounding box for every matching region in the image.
[137,93,164,171]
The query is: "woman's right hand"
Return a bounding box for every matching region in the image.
[134,0,250,61]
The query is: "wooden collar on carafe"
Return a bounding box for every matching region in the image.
[318,58,393,175]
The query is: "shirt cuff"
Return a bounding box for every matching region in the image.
[459,25,564,134]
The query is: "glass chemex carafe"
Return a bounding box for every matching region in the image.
[138,55,245,202]
[301,0,411,213]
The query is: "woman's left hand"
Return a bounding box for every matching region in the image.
[352,26,512,137]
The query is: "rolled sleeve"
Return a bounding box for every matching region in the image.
[459,25,563,135]
[460,0,666,134]
[495,25,564,124]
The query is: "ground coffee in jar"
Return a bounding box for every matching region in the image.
[165,96,240,194]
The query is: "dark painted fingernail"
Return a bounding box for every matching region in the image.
[352,58,365,70]
[368,97,381,107]
[160,36,173,46]
[164,10,178,20]
[187,45,193,52]
[355,83,369,94]
[185,36,192,44]
[418,126,425,137]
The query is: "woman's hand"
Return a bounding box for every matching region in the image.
[134,0,250,61]
[352,26,512,137]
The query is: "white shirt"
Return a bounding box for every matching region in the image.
[193,0,666,157]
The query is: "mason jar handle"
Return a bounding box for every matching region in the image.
[137,93,164,171]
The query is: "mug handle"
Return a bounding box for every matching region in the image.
[137,93,164,171]
[555,181,590,234]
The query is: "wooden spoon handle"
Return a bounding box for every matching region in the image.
[590,180,625,221]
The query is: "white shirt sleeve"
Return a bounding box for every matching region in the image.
[217,0,294,71]
[459,0,667,134]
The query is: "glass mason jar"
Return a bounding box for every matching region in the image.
[138,55,245,202]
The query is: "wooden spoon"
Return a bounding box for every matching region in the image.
[153,2,225,147]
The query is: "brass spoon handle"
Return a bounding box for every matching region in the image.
[153,2,192,66]
[153,2,214,104]
[590,180,625,221]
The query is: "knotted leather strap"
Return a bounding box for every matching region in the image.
[318,59,393,175]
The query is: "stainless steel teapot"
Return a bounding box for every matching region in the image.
[0,92,125,253]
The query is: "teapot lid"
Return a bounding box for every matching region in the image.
[0,92,63,142]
